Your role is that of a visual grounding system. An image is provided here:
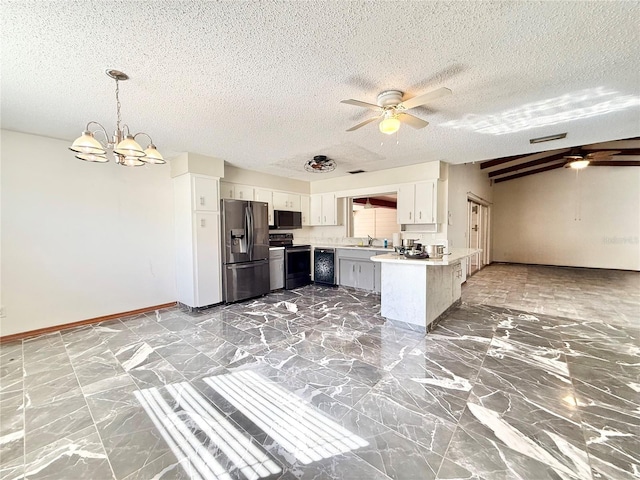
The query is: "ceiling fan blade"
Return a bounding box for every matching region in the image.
[397,113,429,129]
[398,87,452,110]
[585,150,621,159]
[346,116,381,132]
[340,99,382,110]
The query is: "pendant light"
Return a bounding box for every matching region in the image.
[69,70,165,166]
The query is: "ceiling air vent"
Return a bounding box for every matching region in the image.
[529,132,567,144]
[348,169,365,174]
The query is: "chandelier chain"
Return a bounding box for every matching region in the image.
[115,78,122,133]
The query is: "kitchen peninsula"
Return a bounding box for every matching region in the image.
[371,248,481,330]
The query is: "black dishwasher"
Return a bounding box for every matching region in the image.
[314,248,336,286]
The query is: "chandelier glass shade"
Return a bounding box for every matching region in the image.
[69,70,165,167]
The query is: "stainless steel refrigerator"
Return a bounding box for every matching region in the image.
[221,199,270,302]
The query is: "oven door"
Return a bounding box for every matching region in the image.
[285,246,311,289]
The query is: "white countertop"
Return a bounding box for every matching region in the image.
[371,248,481,266]
[313,245,393,252]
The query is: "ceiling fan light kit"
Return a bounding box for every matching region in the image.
[562,149,621,169]
[569,160,590,169]
[379,115,400,135]
[341,86,451,135]
[69,69,165,167]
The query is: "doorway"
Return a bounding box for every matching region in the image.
[467,198,490,276]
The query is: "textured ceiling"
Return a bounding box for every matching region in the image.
[2,1,639,180]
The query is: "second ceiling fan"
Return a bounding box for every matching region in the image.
[341,87,451,135]
[563,149,621,169]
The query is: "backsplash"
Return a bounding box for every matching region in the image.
[293,226,450,249]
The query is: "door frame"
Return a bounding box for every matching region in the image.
[466,194,491,276]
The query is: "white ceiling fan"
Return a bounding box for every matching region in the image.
[341,87,451,135]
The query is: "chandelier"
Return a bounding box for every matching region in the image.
[69,69,165,167]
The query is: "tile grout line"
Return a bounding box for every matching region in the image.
[432,309,495,479]
[61,327,118,480]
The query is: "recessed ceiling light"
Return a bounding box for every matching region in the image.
[529,132,567,144]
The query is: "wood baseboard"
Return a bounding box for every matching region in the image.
[0,302,177,343]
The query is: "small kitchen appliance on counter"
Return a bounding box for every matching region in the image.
[269,233,311,289]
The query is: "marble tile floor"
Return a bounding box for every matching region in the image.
[1,264,638,479]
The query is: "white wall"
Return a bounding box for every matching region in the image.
[493,166,640,270]
[224,165,309,193]
[1,130,176,336]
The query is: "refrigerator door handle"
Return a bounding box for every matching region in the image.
[245,205,254,258]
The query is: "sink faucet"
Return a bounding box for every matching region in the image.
[367,235,374,246]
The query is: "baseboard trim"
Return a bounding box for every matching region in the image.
[0,302,177,343]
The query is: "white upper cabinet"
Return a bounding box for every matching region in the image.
[300,195,310,226]
[272,192,301,211]
[219,182,254,201]
[397,183,415,224]
[310,193,339,225]
[220,181,234,200]
[397,180,443,224]
[192,175,219,212]
[321,193,336,225]
[254,188,274,225]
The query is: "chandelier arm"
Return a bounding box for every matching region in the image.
[85,121,110,147]
[121,124,132,136]
[133,132,154,145]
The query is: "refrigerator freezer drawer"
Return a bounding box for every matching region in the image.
[223,259,270,303]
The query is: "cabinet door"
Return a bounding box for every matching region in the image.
[254,188,274,225]
[414,181,435,223]
[192,176,218,211]
[310,195,323,225]
[235,185,254,201]
[272,191,288,210]
[338,259,357,288]
[355,261,375,291]
[288,194,301,211]
[321,193,336,225]
[194,212,221,306]
[300,195,310,226]
[220,181,234,200]
[397,184,415,224]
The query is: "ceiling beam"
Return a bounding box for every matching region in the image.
[353,198,397,208]
[480,153,536,169]
[493,163,565,183]
[480,148,569,170]
[488,152,568,178]
[589,161,640,167]
[596,148,640,156]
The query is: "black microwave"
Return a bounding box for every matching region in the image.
[271,210,302,230]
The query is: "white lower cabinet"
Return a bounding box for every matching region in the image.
[336,249,384,292]
[339,259,375,291]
